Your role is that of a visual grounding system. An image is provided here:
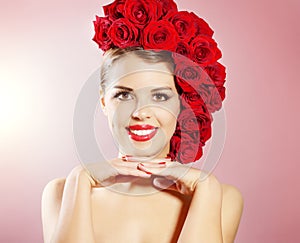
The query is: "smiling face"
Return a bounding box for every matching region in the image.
[101,52,180,158]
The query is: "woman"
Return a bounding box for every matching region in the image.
[42,1,243,242]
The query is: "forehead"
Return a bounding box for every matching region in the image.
[106,54,175,90]
[115,71,175,90]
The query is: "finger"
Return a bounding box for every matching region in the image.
[110,159,154,178]
[137,162,191,181]
[116,166,152,178]
[152,177,178,192]
[109,157,160,172]
[137,163,164,175]
[114,175,150,183]
[122,154,171,159]
[96,160,151,180]
[116,157,169,169]
[136,162,167,168]
[122,155,172,163]
[122,158,170,168]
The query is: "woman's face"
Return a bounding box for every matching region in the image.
[101,54,180,158]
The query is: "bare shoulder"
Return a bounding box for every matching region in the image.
[220,183,244,243]
[41,177,66,220]
[41,178,66,242]
[42,177,66,202]
[221,183,244,206]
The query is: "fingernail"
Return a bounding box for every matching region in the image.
[138,164,152,174]
[159,162,166,165]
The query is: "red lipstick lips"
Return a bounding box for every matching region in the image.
[127,124,158,142]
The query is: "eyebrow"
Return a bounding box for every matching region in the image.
[151,87,173,92]
[112,86,173,92]
[112,85,133,91]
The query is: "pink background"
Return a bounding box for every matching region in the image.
[1,0,299,242]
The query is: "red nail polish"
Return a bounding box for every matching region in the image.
[137,164,151,174]
[159,162,166,164]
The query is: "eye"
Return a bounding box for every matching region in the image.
[113,91,133,101]
[152,92,170,102]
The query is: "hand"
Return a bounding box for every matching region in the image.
[126,157,209,195]
[83,157,166,187]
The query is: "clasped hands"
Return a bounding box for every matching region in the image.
[84,156,210,195]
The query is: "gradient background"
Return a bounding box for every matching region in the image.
[0,0,299,242]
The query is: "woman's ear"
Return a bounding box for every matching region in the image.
[100,90,107,116]
[100,97,107,116]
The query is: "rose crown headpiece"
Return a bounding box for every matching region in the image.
[93,0,226,164]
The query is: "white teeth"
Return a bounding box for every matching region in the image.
[130,129,155,136]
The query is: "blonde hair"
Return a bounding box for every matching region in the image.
[100,46,175,94]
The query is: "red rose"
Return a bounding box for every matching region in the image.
[170,133,200,163]
[197,108,212,144]
[180,91,205,111]
[174,78,193,94]
[217,86,226,101]
[108,18,140,48]
[156,0,178,16]
[178,105,212,133]
[103,0,125,21]
[194,145,203,161]
[169,105,212,163]
[190,12,214,37]
[174,59,206,92]
[177,108,200,133]
[124,0,162,28]
[92,16,113,51]
[178,134,200,163]
[205,62,226,87]
[190,35,222,66]
[169,134,180,161]
[178,103,212,144]
[181,81,223,111]
[165,11,197,42]
[175,41,191,58]
[180,80,225,113]
[142,20,179,51]
[199,84,225,113]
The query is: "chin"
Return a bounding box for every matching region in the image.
[119,140,168,158]
[113,128,170,158]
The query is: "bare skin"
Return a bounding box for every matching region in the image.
[42,160,243,243]
[42,54,244,242]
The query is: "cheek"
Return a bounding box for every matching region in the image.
[106,101,136,127]
[155,109,178,134]
[154,98,180,131]
[167,113,178,131]
[155,96,180,116]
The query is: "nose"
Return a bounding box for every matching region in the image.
[132,106,153,120]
